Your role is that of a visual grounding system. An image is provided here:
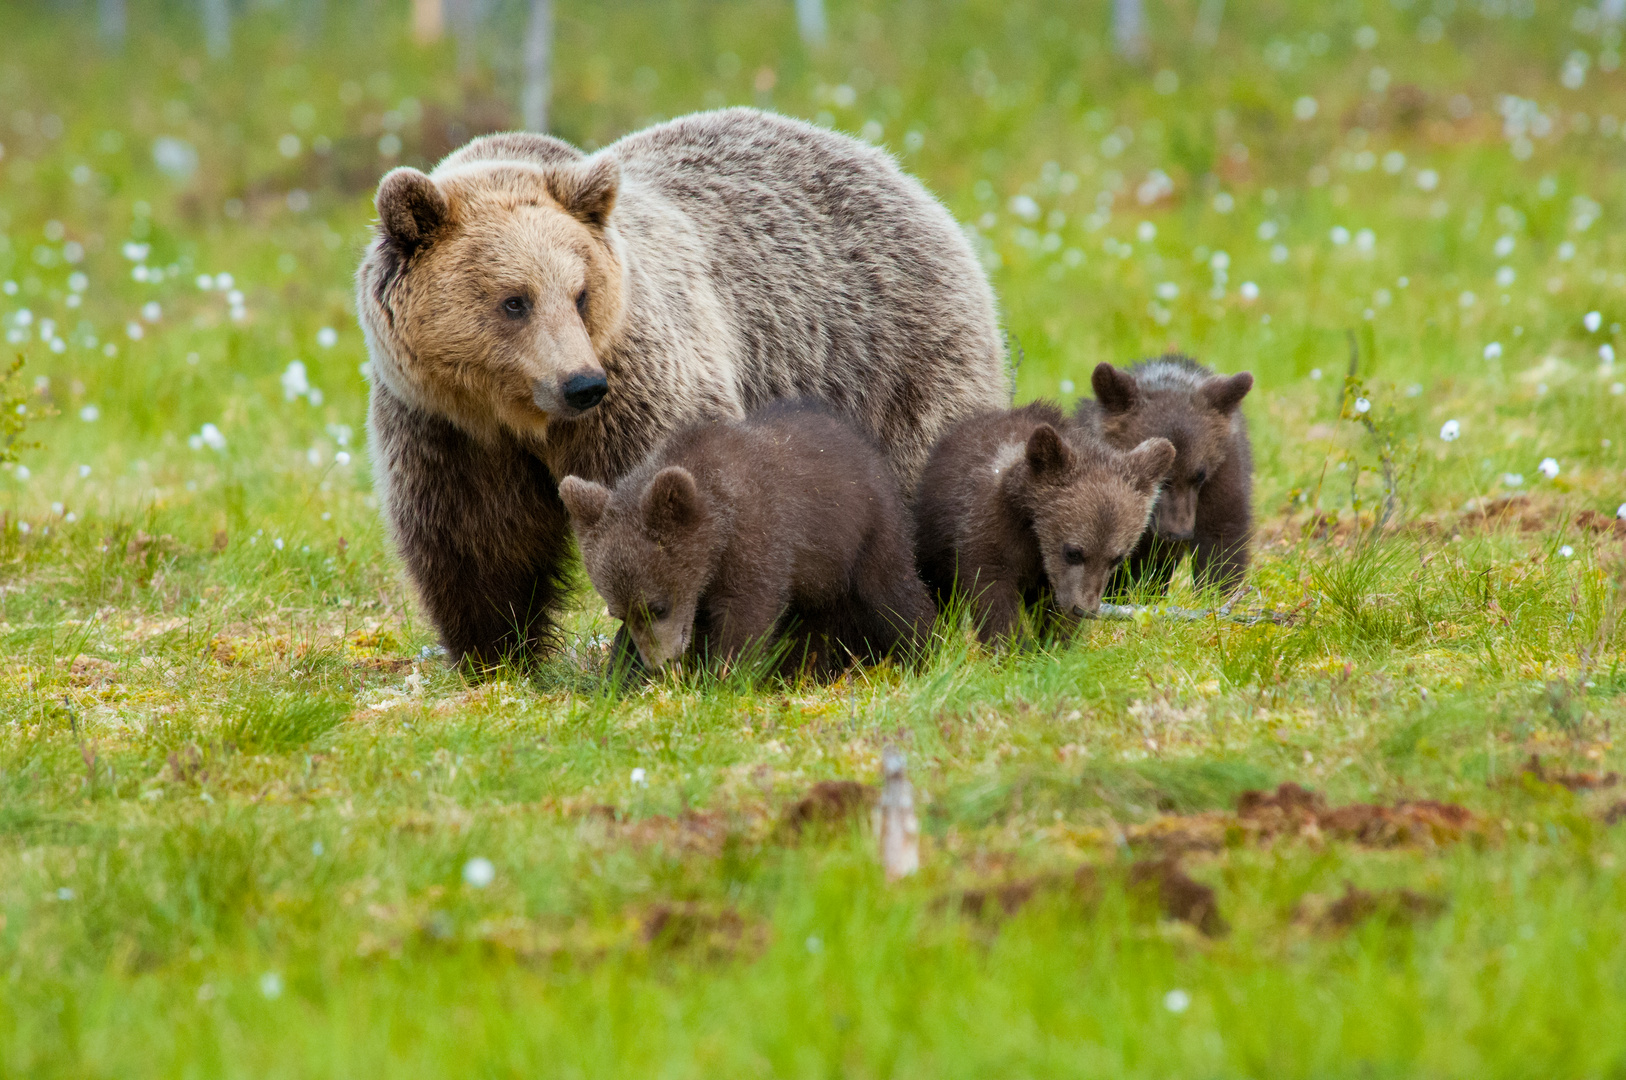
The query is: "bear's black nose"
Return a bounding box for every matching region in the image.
[561,372,608,412]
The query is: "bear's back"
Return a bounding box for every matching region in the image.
[588,109,1008,489]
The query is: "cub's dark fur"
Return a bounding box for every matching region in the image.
[914,402,1176,643]
[1075,354,1254,597]
[559,401,934,674]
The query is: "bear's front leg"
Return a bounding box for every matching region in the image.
[1191,530,1249,597]
[968,575,1026,644]
[369,382,574,668]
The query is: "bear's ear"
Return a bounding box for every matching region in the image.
[376,167,449,253]
[559,476,610,530]
[1124,437,1178,495]
[1091,363,1139,415]
[1024,424,1077,482]
[641,466,700,537]
[1201,371,1253,413]
[549,157,619,229]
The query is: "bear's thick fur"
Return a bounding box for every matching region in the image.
[358,109,1007,664]
[558,401,934,674]
[914,402,1175,642]
[1075,355,1254,597]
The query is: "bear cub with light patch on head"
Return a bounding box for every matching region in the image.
[914,402,1177,643]
[559,401,935,675]
[1076,354,1254,599]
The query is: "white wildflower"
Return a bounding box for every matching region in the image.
[462,857,495,888]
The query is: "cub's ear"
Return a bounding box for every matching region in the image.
[1124,437,1178,495]
[549,156,619,229]
[1024,424,1077,481]
[376,167,449,252]
[1201,371,1254,413]
[641,466,700,536]
[558,476,610,530]
[1091,362,1139,415]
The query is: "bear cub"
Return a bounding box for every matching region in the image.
[914,402,1176,643]
[559,401,935,674]
[1075,354,1254,598]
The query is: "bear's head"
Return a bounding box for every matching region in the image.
[1090,361,1252,541]
[559,466,722,671]
[361,152,627,441]
[1005,425,1176,619]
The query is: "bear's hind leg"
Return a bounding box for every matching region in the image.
[849,526,937,662]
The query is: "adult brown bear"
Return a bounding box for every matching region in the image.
[357,108,1007,664]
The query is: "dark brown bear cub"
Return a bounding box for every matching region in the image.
[1076,355,1254,598]
[558,401,934,674]
[914,402,1176,643]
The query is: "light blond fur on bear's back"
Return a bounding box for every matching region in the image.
[356,109,1008,663]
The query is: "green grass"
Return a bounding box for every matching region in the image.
[4,0,1626,1075]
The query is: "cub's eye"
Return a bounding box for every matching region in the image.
[1062,543,1086,566]
[646,601,669,620]
[575,289,589,319]
[500,295,530,319]
[1192,468,1209,486]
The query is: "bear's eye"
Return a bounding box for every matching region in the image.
[575,289,588,320]
[646,600,669,621]
[1192,468,1208,486]
[500,295,530,319]
[1062,543,1086,566]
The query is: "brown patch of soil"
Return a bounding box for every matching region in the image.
[620,811,735,857]
[62,655,120,688]
[1237,783,1476,847]
[1128,858,1228,937]
[1603,801,1626,826]
[946,865,1101,921]
[641,903,765,957]
[781,780,876,836]
[1127,783,1477,855]
[1302,881,1448,932]
[1522,754,1621,792]
[1574,509,1626,537]
[352,656,415,675]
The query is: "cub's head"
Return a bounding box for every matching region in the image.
[359,150,627,441]
[1090,359,1252,541]
[1009,425,1176,619]
[559,467,719,671]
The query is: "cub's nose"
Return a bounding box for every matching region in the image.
[561,372,609,413]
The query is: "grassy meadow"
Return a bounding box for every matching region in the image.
[4,0,1626,1074]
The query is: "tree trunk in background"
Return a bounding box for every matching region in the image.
[795,0,826,47]
[413,0,444,44]
[451,0,481,75]
[1194,0,1224,48]
[201,0,231,59]
[1112,0,1146,60]
[99,0,126,44]
[521,0,552,132]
